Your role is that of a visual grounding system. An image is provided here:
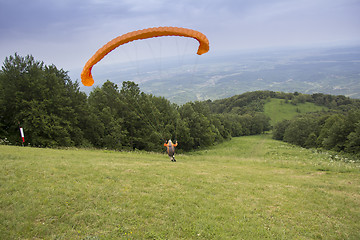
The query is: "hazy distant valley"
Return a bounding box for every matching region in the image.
[80,45,360,104]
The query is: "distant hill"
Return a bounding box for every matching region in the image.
[204,90,357,129]
[81,45,360,104]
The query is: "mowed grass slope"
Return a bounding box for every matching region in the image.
[264,98,327,125]
[1,135,360,239]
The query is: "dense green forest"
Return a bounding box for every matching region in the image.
[1,54,359,156]
[273,109,360,156]
[0,54,269,151]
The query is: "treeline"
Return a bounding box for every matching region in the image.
[206,90,360,114]
[0,54,271,151]
[2,54,359,154]
[273,111,360,157]
[267,92,360,156]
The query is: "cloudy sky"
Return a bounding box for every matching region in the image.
[1,0,359,77]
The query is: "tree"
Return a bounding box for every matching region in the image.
[251,113,271,134]
[87,81,128,149]
[175,119,193,151]
[283,117,317,147]
[345,121,360,155]
[305,132,318,148]
[273,120,291,140]
[179,102,216,149]
[220,114,243,137]
[0,54,87,146]
[318,114,346,151]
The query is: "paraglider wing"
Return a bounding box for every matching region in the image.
[81,27,210,86]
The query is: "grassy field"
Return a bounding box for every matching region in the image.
[1,135,360,239]
[264,98,327,125]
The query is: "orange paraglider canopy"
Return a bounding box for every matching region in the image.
[81,26,210,86]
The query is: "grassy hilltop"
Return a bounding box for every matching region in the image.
[1,135,359,239]
[264,98,328,125]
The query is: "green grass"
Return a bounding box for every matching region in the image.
[1,135,360,239]
[264,98,328,125]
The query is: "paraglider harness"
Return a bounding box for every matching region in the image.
[164,140,178,162]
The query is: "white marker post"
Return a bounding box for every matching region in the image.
[19,127,25,146]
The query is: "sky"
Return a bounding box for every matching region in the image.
[1,0,360,79]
